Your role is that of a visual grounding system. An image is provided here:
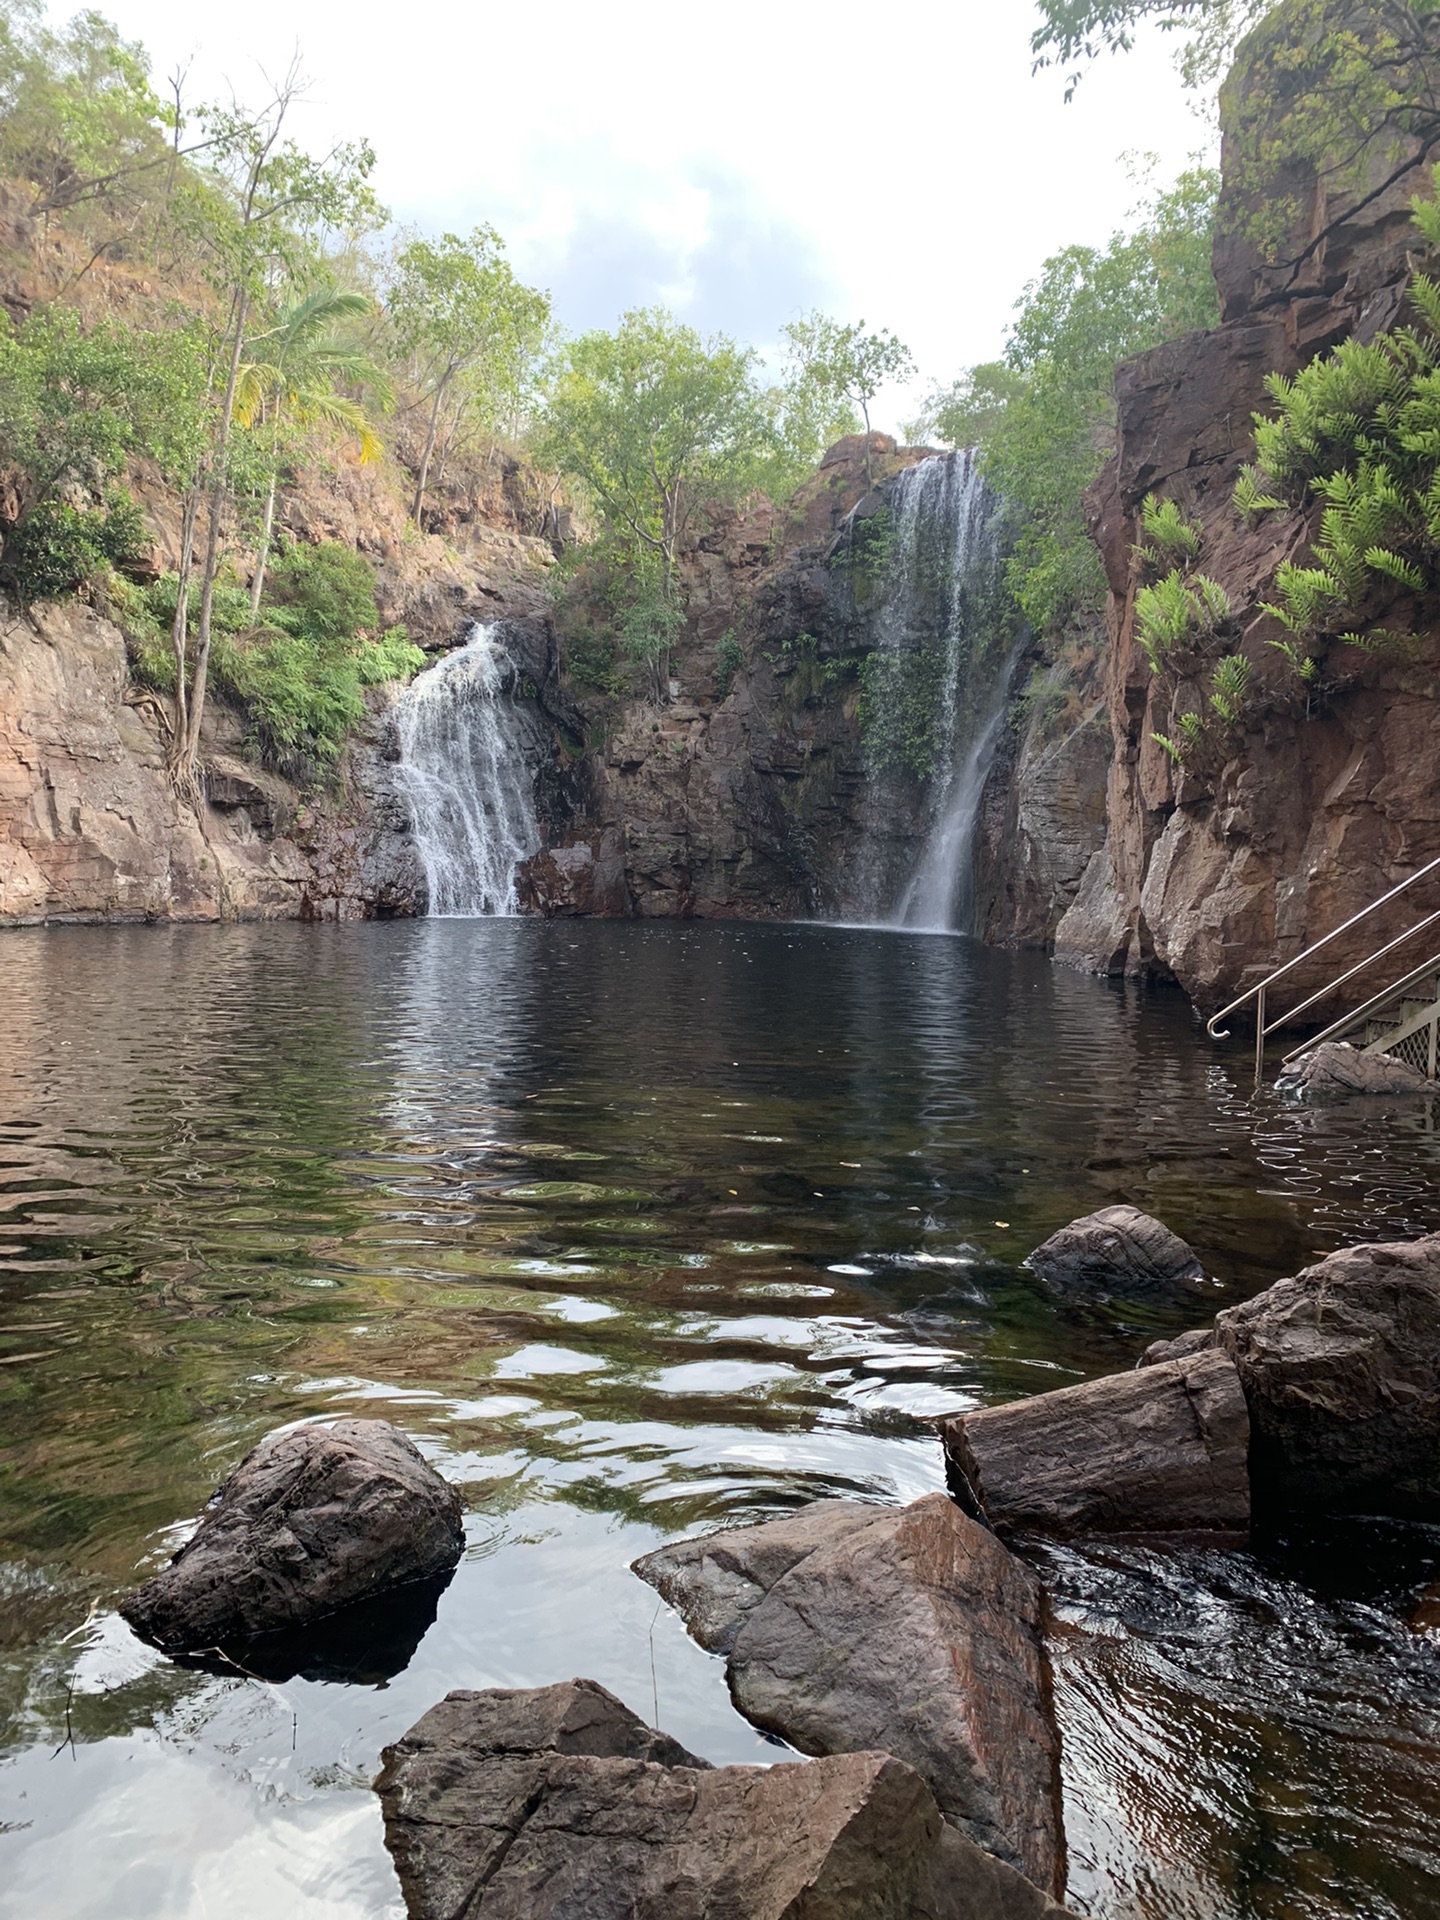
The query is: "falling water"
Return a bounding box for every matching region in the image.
[860,451,1012,932]
[393,623,541,916]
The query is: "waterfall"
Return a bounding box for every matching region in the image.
[393,623,541,917]
[860,451,1012,933]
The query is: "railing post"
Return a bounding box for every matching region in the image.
[1255,984,1266,1088]
[1430,980,1439,1082]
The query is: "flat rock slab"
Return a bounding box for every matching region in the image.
[1277,1041,1432,1098]
[121,1418,464,1655]
[939,1349,1250,1537]
[1026,1205,1204,1300]
[376,1678,1078,1920]
[637,1494,1063,1895]
[1215,1234,1440,1519]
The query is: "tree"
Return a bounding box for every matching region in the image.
[780,314,915,478]
[0,304,205,589]
[1030,0,1270,93]
[165,70,382,788]
[923,166,1221,633]
[236,288,388,617]
[385,226,551,524]
[541,307,775,692]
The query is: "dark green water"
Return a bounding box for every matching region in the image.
[0,920,1437,1918]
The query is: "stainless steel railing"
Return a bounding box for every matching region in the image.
[1205,850,1440,1080]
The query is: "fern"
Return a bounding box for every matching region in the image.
[1152,731,1185,763]
[1134,568,1231,673]
[1208,652,1252,725]
[1139,492,1202,565]
[1234,463,1285,521]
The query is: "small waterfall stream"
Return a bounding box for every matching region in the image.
[394,623,541,917]
[859,451,1013,932]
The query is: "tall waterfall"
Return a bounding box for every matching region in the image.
[394,623,541,917]
[861,451,1012,932]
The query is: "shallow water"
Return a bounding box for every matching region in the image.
[0,920,1437,1918]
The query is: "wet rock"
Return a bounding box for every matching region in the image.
[1138,1326,1219,1368]
[120,1419,464,1655]
[1411,1582,1440,1636]
[1215,1234,1440,1520]
[1026,1205,1204,1300]
[940,1349,1251,1537]
[1276,1041,1432,1099]
[375,1678,1078,1920]
[637,1493,1064,1895]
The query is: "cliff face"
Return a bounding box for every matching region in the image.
[1055,1,1440,1013]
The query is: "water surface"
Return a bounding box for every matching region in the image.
[1,921,1437,1918]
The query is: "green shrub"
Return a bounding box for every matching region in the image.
[1139,493,1202,567]
[713,628,745,696]
[1134,569,1231,673]
[4,489,149,599]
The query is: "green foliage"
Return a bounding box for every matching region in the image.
[1208,649,1252,722]
[713,629,746,697]
[778,313,914,442]
[1134,567,1231,671]
[120,544,421,771]
[1234,462,1285,519]
[3,488,147,598]
[1139,491,1202,565]
[858,643,948,779]
[922,165,1221,635]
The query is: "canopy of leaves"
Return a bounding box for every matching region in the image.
[921,165,1221,634]
[779,313,915,441]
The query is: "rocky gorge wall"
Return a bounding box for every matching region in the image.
[1054,0,1440,1016]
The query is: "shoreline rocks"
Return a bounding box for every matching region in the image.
[1276,1041,1433,1099]
[940,1349,1251,1536]
[636,1492,1064,1895]
[121,1419,464,1656]
[375,1678,1079,1920]
[1025,1205,1204,1301]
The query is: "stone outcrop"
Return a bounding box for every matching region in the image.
[1276,1040,1434,1097]
[376,1678,1078,1920]
[1214,1234,1440,1519]
[940,1350,1251,1536]
[1056,0,1440,1012]
[635,1493,1064,1895]
[1026,1205,1205,1300]
[121,1419,464,1655]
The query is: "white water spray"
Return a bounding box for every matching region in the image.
[393,623,540,916]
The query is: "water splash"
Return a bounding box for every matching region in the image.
[394,623,540,916]
[859,451,1012,932]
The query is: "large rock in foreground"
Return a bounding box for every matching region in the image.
[121,1419,464,1654]
[1026,1205,1204,1300]
[1214,1235,1440,1519]
[636,1494,1064,1895]
[376,1678,1078,1920]
[939,1350,1251,1537]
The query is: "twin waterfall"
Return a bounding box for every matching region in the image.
[863,451,1012,933]
[394,624,540,917]
[392,455,1011,929]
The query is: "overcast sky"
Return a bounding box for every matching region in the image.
[81,0,1211,427]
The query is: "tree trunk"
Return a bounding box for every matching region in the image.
[170,483,199,746]
[249,457,278,624]
[411,372,449,524]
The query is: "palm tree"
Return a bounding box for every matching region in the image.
[236,289,390,619]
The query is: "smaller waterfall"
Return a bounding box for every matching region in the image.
[394,623,541,917]
[857,451,1012,933]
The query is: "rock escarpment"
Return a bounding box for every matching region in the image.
[1056,0,1440,1009]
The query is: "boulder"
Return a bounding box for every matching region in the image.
[637,1494,1064,1895]
[1276,1041,1432,1099]
[1411,1583,1440,1635]
[939,1349,1250,1536]
[1214,1234,1440,1519]
[375,1678,1078,1920]
[1025,1205,1204,1300]
[121,1419,464,1655]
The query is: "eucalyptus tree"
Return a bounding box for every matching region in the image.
[386,226,552,524]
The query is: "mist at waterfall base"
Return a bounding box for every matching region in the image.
[394,623,540,917]
[858,450,1016,935]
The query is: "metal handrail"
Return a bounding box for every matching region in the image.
[1206,851,1440,1077]
[1280,949,1440,1065]
[1206,850,1440,1040]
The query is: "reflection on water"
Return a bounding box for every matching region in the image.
[0,921,1437,1918]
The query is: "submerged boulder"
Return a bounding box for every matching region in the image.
[939,1349,1250,1537]
[636,1493,1064,1896]
[1214,1234,1440,1520]
[121,1418,464,1655]
[376,1678,1077,1920]
[1276,1041,1432,1099]
[1026,1205,1204,1300]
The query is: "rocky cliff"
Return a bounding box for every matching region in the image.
[1055,0,1440,1015]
